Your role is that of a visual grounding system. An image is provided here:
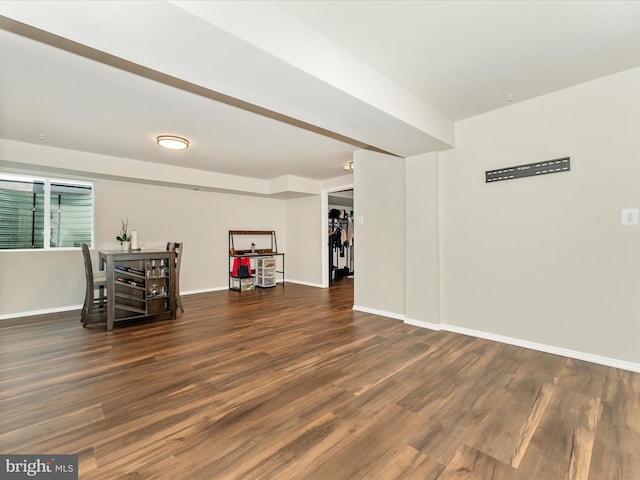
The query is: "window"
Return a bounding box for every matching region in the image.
[0,174,94,250]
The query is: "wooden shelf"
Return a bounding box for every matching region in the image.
[229,230,284,291]
[99,249,177,330]
[115,304,146,315]
[115,280,145,290]
[115,292,145,302]
[228,230,275,235]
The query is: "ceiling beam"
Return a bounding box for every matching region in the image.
[0,15,400,158]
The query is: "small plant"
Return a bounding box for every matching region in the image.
[116,218,131,243]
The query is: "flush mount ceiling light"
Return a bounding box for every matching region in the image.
[156,135,189,150]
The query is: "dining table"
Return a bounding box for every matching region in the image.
[99,249,176,330]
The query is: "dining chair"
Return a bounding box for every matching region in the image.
[81,243,107,327]
[166,242,184,313]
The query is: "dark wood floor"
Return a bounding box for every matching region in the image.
[1,279,638,479]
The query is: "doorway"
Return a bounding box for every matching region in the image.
[328,189,354,287]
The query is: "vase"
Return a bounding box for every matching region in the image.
[121,241,131,251]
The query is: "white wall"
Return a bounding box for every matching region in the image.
[353,150,405,317]
[0,176,287,318]
[0,142,349,318]
[285,194,323,286]
[405,152,440,326]
[440,66,640,365]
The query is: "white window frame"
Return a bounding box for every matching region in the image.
[0,173,95,251]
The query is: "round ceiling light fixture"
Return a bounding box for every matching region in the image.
[156,135,189,150]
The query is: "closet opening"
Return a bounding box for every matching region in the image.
[328,189,354,287]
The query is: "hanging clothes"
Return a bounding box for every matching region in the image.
[330,228,342,248]
[231,257,252,277]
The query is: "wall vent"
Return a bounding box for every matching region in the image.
[486,157,570,183]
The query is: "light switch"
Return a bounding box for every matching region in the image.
[621,208,640,226]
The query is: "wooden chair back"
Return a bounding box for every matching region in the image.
[167,242,184,312]
[81,243,106,326]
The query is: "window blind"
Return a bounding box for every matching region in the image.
[50,182,93,248]
[0,179,45,249]
[0,175,93,250]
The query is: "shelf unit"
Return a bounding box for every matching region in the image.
[100,250,176,330]
[255,257,276,288]
[228,230,285,291]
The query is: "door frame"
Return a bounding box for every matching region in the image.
[321,183,353,288]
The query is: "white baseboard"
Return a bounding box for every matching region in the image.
[284,279,324,288]
[0,287,225,321]
[403,317,640,373]
[404,317,441,331]
[0,304,83,321]
[352,305,406,321]
[0,282,311,321]
[5,294,637,373]
[182,286,228,295]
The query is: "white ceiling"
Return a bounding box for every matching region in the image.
[277,0,640,121]
[2,1,640,185]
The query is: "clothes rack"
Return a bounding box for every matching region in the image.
[328,210,354,284]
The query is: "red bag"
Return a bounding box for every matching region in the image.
[231,257,252,277]
[231,257,241,276]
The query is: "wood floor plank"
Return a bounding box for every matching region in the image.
[588,369,640,480]
[293,404,424,480]
[514,387,602,480]
[438,445,518,480]
[1,279,639,479]
[363,444,444,480]
[464,380,555,468]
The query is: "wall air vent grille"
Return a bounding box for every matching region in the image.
[486,157,570,183]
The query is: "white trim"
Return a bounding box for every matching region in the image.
[5,288,636,373]
[285,279,325,288]
[0,304,82,321]
[44,181,51,247]
[0,173,96,250]
[353,305,406,321]
[404,317,442,331]
[182,286,228,295]
[441,323,640,373]
[0,246,83,254]
[0,287,224,320]
[321,189,329,288]
[321,182,354,288]
[404,316,640,373]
